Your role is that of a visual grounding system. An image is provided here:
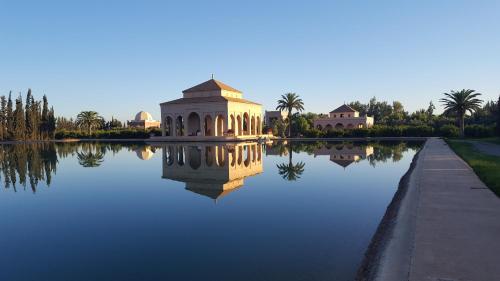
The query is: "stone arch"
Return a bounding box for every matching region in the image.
[237,146,243,165]
[187,112,201,136]
[358,123,365,128]
[204,115,213,136]
[165,146,174,165]
[229,114,235,135]
[215,145,226,167]
[335,123,344,129]
[205,146,213,167]
[175,116,184,136]
[324,124,333,131]
[256,116,261,134]
[257,144,262,162]
[237,115,243,136]
[188,146,201,169]
[244,146,251,167]
[251,145,256,163]
[176,146,185,166]
[230,148,236,167]
[251,116,256,135]
[164,116,173,136]
[243,113,249,135]
[215,114,225,136]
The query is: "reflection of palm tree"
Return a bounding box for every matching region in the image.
[276,142,305,181]
[277,161,305,181]
[77,151,104,167]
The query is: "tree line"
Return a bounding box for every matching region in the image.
[0,89,56,140]
[271,89,500,138]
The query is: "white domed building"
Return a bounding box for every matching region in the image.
[127,111,161,129]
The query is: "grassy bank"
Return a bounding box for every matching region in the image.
[447,140,500,196]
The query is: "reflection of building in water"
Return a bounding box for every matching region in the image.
[161,143,263,200]
[135,146,155,160]
[314,144,374,168]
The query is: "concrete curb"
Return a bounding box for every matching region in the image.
[356,139,426,281]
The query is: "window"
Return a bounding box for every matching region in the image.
[348,114,351,117]
[340,114,344,118]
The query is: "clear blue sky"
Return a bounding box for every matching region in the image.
[1,0,499,122]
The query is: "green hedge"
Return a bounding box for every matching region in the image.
[302,124,494,138]
[464,125,495,138]
[55,128,161,139]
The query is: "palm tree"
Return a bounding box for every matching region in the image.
[76,111,103,135]
[276,142,305,181]
[440,89,483,137]
[77,151,104,167]
[276,93,304,137]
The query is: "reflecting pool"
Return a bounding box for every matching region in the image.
[0,141,421,281]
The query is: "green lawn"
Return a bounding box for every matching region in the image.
[447,140,500,196]
[460,137,500,145]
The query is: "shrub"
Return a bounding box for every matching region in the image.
[325,129,344,138]
[55,129,153,139]
[403,125,434,137]
[464,125,495,138]
[438,124,460,138]
[347,128,369,137]
[304,128,324,138]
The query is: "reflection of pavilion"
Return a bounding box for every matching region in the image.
[160,143,263,200]
[314,144,374,168]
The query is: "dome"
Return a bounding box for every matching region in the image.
[135,147,155,160]
[135,111,154,121]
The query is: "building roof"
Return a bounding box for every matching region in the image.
[182,79,242,94]
[330,104,357,113]
[160,96,261,106]
[135,111,154,121]
[330,159,354,168]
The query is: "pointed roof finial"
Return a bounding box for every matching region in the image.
[211,73,214,80]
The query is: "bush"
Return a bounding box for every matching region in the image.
[438,124,460,138]
[464,125,495,138]
[304,128,324,138]
[403,125,434,137]
[349,128,369,137]
[325,129,345,138]
[55,129,154,139]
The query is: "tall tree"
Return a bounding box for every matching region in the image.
[440,89,483,137]
[13,94,26,140]
[496,94,500,136]
[6,92,14,140]
[76,111,103,135]
[276,93,304,137]
[41,95,49,139]
[0,96,6,140]
[48,107,56,138]
[25,89,35,139]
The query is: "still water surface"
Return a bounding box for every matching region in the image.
[0,141,421,281]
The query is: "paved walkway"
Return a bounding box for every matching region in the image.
[375,138,500,281]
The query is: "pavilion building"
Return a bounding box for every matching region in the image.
[314,104,374,130]
[160,143,263,201]
[158,79,264,141]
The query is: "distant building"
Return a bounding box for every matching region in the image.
[264,110,287,125]
[159,79,264,140]
[128,111,161,129]
[313,104,374,130]
[314,143,374,168]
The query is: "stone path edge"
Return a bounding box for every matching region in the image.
[355,139,426,281]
